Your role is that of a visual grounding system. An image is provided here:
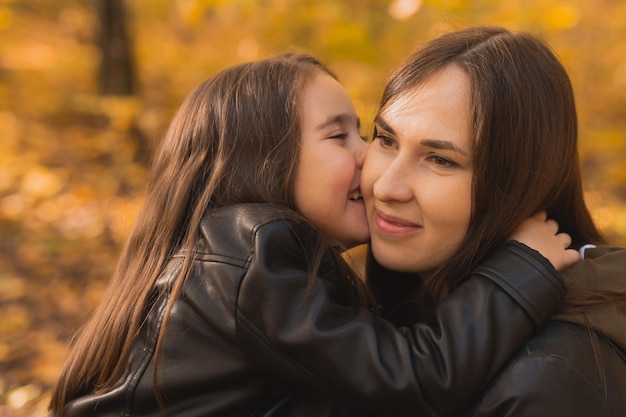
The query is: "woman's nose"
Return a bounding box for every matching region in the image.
[372,159,413,202]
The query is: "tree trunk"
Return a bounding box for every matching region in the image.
[95,0,136,95]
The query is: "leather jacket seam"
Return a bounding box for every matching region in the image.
[588,327,609,400]
[124,289,171,416]
[475,243,564,327]
[175,249,250,268]
[502,241,565,293]
[516,352,612,408]
[476,270,542,326]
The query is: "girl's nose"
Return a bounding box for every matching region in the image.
[355,138,369,168]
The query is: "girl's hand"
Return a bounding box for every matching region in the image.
[509,211,580,271]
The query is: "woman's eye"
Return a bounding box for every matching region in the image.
[428,154,457,168]
[375,135,396,148]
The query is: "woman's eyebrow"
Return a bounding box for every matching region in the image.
[374,115,395,134]
[420,139,469,156]
[376,115,468,156]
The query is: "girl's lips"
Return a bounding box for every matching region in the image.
[348,187,362,201]
[374,210,421,235]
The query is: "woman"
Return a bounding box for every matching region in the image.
[363,26,626,416]
[50,53,577,417]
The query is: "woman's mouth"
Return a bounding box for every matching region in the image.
[374,210,421,235]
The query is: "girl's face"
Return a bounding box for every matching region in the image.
[295,72,369,248]
[362,66,473,275]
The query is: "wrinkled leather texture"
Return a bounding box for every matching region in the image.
[464,321,626,417]
[62,204,566,417]
[464,248,626,417]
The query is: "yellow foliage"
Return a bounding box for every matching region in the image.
[1,1,625,415]
[544,5,580,30]
[388,0,423,21]
[0,7,13,31]
[20,167,63,199]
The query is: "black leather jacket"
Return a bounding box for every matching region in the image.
[464,246,626,416]
[62,204,566,417]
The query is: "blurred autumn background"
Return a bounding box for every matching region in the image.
[1,0,625,415]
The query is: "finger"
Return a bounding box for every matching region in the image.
[556,232,572,248]
[545,218,559,234]
[534,210,548,221]
[564,248,582,267]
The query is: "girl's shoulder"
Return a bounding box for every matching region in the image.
[203,203,310,231]
[196,203,321,259]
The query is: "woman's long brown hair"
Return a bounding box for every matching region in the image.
[49,53,373,414]
[368,26,623,324]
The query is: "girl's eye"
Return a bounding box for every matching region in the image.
[427,154,457,168]
[329,132,348,140]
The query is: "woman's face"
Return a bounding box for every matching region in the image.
[362,66,473,275]
[295,72,369,248]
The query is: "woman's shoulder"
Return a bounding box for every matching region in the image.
[466,321,626,416]
[581,244,626,258]
[517,321,625,396]
[522,320,622,365]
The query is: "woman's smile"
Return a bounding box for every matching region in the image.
[374,209,422,236]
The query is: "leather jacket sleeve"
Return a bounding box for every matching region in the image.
[235,218,566,417]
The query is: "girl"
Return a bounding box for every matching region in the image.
[50,53,577,417]
[363,27,626,416]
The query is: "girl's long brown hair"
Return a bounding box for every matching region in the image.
[367,26,622,324]
[50,53,373,414]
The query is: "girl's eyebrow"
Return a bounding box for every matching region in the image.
[315,114,358,131]
[375,115,468,156]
